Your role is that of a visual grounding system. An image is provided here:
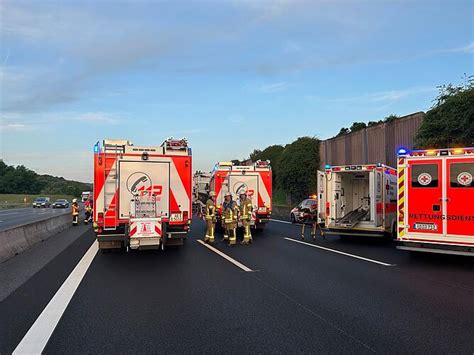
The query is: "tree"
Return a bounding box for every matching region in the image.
[249,149,262,161]
[0,160,91,195]
[384,114,399,123]
[249,145,284,186]
[349,121,367,132]
[416,78,474,148]
[336,127,350,137]
[277,137,320,203]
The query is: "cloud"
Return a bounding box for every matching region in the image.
[73,112,118,124]
[1,111,122,130]
[0,2,199,113]
[309,86,436,104]
[258,82,289,93]
[0,123,31,132]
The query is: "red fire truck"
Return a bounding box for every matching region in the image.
[209,160,272,230]
[397,147,474,256]
[93,138,192,251]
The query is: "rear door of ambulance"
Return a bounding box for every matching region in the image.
[317,171,327,224]
[406,158,443,237]
[445,157,474,242]
[118,159,170,220]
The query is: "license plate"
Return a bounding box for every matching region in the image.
[170,213,183,222]
[258,207,267,213]
[414,223,438,231]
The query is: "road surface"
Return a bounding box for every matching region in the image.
[0,207,71,231]
[1,218,473,353]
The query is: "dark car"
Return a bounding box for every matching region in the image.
[52,199,70,208]
[32,197,51,208]
[290,197,317,223]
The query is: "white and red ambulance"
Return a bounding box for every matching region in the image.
[318,164,398,238]
[93,138,192,250]
[209,160,272,230]
[397,147,474,256]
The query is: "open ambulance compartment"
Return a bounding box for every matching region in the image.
[324,167,384,230]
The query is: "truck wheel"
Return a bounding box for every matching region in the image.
[290,214,296,224]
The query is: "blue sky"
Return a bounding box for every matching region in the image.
[1,0,473,182]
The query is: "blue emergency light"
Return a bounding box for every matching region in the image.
[325,164,331,169]
[397,148,408,155]
[93,143,99,153]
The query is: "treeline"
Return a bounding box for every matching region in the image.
[238,76,473,204]
[0,160,92,196]
[246,137,320,204]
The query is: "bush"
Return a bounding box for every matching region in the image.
[277,137,320,203]
[416,81,474,148]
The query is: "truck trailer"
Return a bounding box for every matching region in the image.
[397,147,474,256]
[93,138,192,251]
[318,164,397,238]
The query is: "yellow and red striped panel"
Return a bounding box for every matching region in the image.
[397,157,405,239]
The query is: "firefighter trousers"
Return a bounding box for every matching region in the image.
[241,219,252,244]
[301,222,316,240]
[225,223,236,245]
[205,219,215,243]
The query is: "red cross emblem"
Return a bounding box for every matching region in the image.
[418,173,432,186]
[457,172,472,186]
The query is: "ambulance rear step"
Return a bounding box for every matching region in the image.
[397,245,474,257]
[335,206,369,228]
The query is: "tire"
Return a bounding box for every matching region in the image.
[290,213,296,224]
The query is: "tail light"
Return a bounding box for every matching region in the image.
[183,211,190,224]
[97,212,104,225]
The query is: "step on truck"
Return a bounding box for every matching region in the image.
[397,147,474,256]
[93,138,192,251]
[209,160,272,230]
[318,164,397,238]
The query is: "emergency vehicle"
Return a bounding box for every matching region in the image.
[93,138,192,251]
[318,164,398,238]
[397,147,474,256]
[209,160,272,229]
[81,191,92,202]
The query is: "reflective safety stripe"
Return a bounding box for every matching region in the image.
[397,158,405,239]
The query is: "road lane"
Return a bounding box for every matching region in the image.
[0,207,71,231]
[1,218,473,353]
[45,236,371,353]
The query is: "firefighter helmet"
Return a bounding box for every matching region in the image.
[209,191,216,197]
[72,198,77,203]
[239,189,247,196]
[224,191,232,197]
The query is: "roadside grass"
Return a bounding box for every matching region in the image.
[273,188,291,207]
[0,194,77,209]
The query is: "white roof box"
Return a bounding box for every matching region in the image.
[103,139,133,146]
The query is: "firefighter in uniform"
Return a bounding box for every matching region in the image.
[72,199,79,226]
[222,192,238,246]
[204,191,217,243]
[239,190,253,245]
[301,199,318,241]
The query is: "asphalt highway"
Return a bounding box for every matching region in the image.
[1,218,473,353]
[0,207,71,231]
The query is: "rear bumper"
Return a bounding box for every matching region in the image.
[323,227,386,238]
[397,241,474,256]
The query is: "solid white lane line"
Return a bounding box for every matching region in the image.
[270,219,292,224]
[284,238,395,267]
[13,241,99,354]
[197,240,253,272]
